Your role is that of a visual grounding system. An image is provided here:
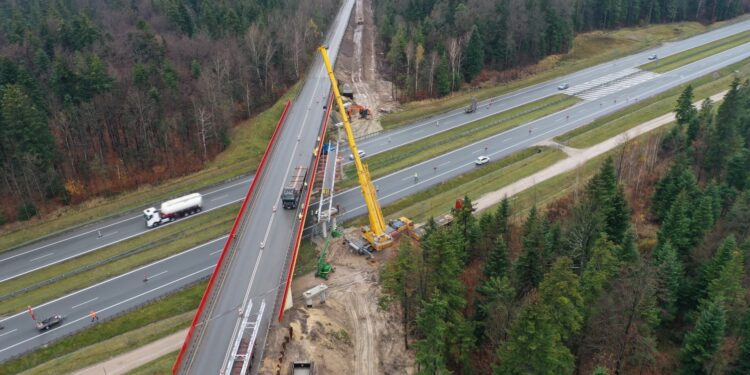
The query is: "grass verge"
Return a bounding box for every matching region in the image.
[0,83,300,254]
[348,147,567,226]
[640,29,750,73]
[379,20,739,129]
[294,239,320,278]
[499,126,672,221]
[19,314,190,375]
[1,282,204,375]
[555,58,750,148]
[0,204,236,316]
[341,95,579,188]
[127,350,180,375]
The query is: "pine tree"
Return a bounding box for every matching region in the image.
[484,237,510,280]
[592,367,609,375]
[700,236,737,298]
[476,276,515,345]
[706,250,745,333]
[726,149,749,191]
[415,294,450,374]
[652,158,699,220]
[689,193,715,247]
[604,186,630,244]
[539,257,584,340]
[462,25,485,82]
[617,227,640,264]
[452,195,480,260]
[514,207,546,296]
[675,85,697,127]
[581,237,619,306]
[494,302,575,375]
[678,300,726,375]
[730,312,750,375]
[435,53,451,96]
[652,240,684,322]
[381,240,419,348]
[495,195,512,241]
[587,157,618,206]
[657,191,692,256]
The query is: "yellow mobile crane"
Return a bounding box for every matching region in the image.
[319,46,410,250]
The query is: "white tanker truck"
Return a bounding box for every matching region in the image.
[143,193,203,228]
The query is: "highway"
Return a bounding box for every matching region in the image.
[325,40,750,223]
[176,0,354,373]
[1,11,750,365]
[0,238,222,362]
[0,176,252,283]
[3,16,750,287]
[345,17,750,160]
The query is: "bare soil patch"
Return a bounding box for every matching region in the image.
[261,235,414,374]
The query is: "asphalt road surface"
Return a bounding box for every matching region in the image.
[2,13,750,365]
[4,17,749,287]
[177,1,355,373]
[0,238,223,362]
[0,175,252,284]
[323,40,750,224]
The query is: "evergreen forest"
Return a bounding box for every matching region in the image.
[375,0,747,98]
[381,80,750,374]
[0,0,337,222]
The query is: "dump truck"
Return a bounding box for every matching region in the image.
[143,193,203,228]
[465,97,477,113]
[282,166,309,209]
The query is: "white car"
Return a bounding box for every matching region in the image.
[349,149,366,160]
[557,83,569,90]
[475,156,490,165]
[648,54,658,60]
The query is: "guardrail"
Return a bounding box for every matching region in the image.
[173,100,292,375]
[277,94,334,322]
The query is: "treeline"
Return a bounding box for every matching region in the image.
[381,80,750,373]
[0,0,337,223]
[374,0,747,99]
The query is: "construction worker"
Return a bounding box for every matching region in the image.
[89,310,99,322]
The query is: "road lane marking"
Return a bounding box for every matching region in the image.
[0,265,214,355]
[0,236,226,323]
[29,253,54,262]
[209,249,222,256]
[149,270,168,279]
[100,231,119,238]
[0,329,17,338]
[71,297,98,309]
[472,149,483,154]
[438,161,451,167]
[0,177,251,264]
[210,194,228,202]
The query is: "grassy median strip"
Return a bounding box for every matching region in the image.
[341,94,579,188]
[128,350,180,375]
[640,29,750,73]
[555,58,750,148]
[0,204,236,316]
[1,282,204,375]
[380,20,735,129]
[349,147,566,226]
[0,83,300,254]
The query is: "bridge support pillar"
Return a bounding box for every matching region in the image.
[283,283,294,313]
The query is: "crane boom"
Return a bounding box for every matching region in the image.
[318,46,392,250]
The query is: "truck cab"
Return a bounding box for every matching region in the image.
[143,207,164,228]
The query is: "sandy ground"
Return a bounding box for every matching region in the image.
[473,90,729,212]
[73,328,186,375]
[334,0,397,138]
[260,235,414,375]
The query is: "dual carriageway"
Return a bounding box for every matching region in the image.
[2,2,750,372]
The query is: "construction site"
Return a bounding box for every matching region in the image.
[260,0,418,372]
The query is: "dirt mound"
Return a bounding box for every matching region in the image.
[261,237,414,374]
